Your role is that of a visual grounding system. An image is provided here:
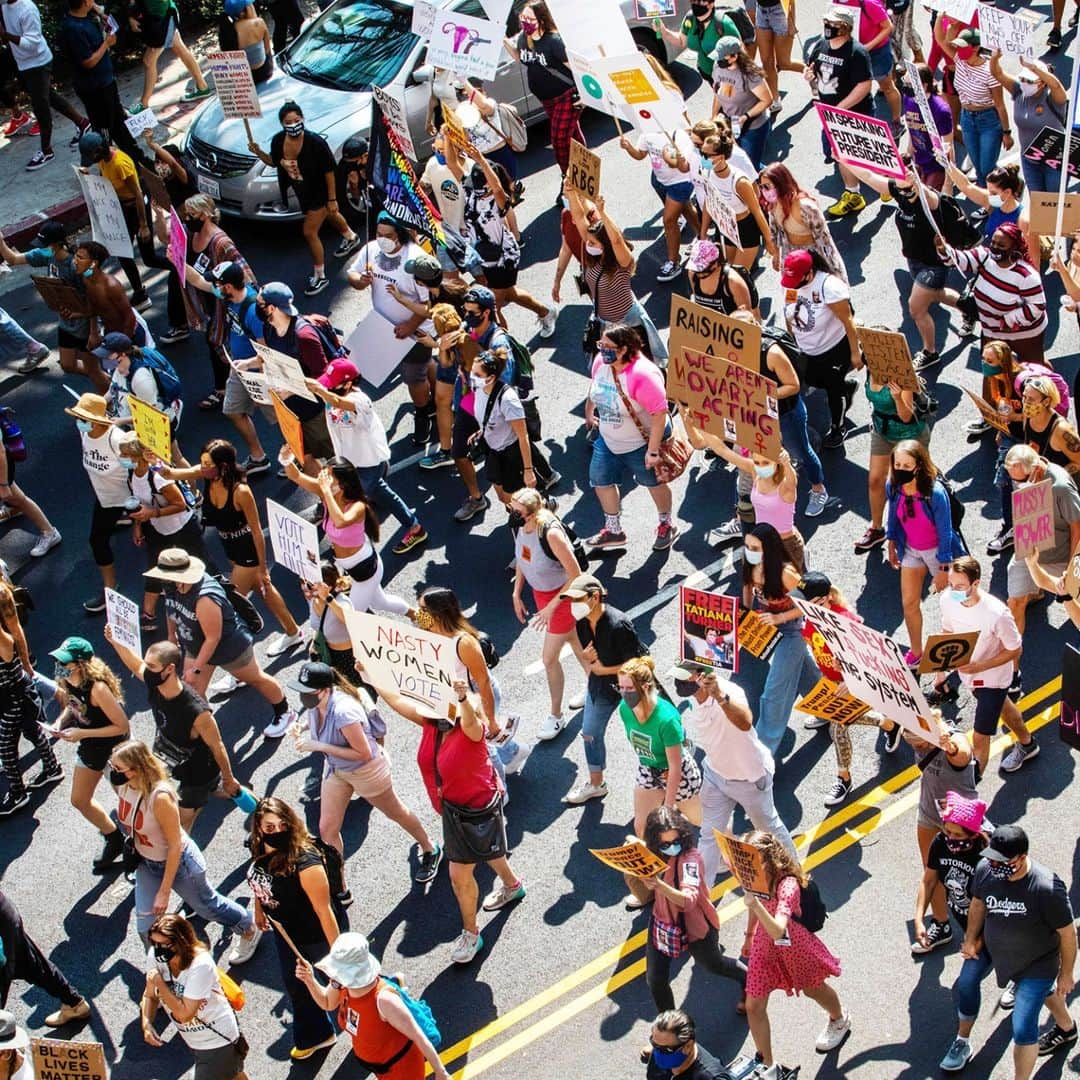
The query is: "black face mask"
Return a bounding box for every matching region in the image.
[262,831,290,851]
[464,312,485,329]
[470,168,487,189]
[892,467,916,486]
[109,768,127,787]
[143,667,169,690]
[299,690,322,710]
[153,944,175,963]
[823,23,841,38]
[674,678,699,697]
[691,0,711,14]
[255,302,270,323]
[507,510,525,529]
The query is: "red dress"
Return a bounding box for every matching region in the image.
[338,981,425,1079]
[745,876,841,998]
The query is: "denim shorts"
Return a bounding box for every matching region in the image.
[1011,976,1058,1044]
[869,43,894,79]
[907,258,949,291]
[755,2,788,32]
[589,433,659,489]
[650,172,694,206]
[900,545,943,574]
[435,358,459,385]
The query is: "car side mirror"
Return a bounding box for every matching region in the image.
[409,63,434,87]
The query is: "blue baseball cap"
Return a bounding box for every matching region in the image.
[259,281,297,317]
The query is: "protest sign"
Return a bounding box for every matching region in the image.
[1012,478,1054,558]
[269,390,305,463]
[680,587,739,673]
[105,588,141,656]
[138,164,172,209]
[167,208,187,287]
[372,83,418,161]
[917,632,980,674]
[411,0,438,38]
[1062,643,1080,751]
[127,396,172,460]
[713,831,771,898]
[427,10,503,81]
[816,103,906,179]
[589,53,685,133]
[342,309,415,387]
[669,293,761,375]
[635,0,676,13]
[589,841,668,878]
[679,404,735,460]
[545,0,635,57]
[74,167,131,258]
[796,678,872,725]
[1023,127,1080,182]
[124,106,157,138]
[856,326,919,391]
[1027,191,1080,235]
[704,182,741,248]
[567,139,601,198]
[964,389,1011,435]
[254,343,316,400]
[903,60,944,156]
[793,599,943,744]
[344,610,458,715]
[31,1037,109,1080]
[925,0,978,21]
[568,51,622,121]
[31,276,91,317]
[737,609,780,660]
[441,99,471,154]
[230,362,270,405]
[1065,539,1080,600]
[668,346,780,459]
[977,5,1037,56]
[266,498,320,583]
[206,51,261,118]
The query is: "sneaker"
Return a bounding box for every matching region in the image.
[30,529,61,557]
[414,844,443,884]
[289,1036,336,1060]
[392,523,428,555]
[92,828,125,872]
[802,712,830,730]
[482,879,525,911]
[453,494,490,522]
[712,517,744,545]
[209,670,240,696]
[0,791,29,816]
[925,681,959,705]
[586,527,627,549]
[653,521,679,551]
[999,981,1016,1010]
[537,713,567,741]
[903,649,922,669]
[265,629,305,657]
[959,314,977,337]
[883,723,903,754]
[854,527,886,553]
[334,233,362,258]
[537,307,558,339]
[940,1036,972,1072]
[542,469,561,492]
[450,929,483,964]
[1048,26,1063,48]
[420,448,454,470]
[304,274,329,296]
[1000,738,1039,773]
[568,691,586,710]
[823,424,845,448]
[656,260,682,282]
[769,98,783,114]
[825,190,866,218]
[502,742,530,775]
[27,763,64,789]
[69,119,91,147]
[2,111,30,136]
[240,455,271,476]
[1038,1023,1077,1056]
[564,780,608,805]
[182,85,214,102]
[44,999,90,1028]
[299,773,322,805]
[913,349,941,372]
[815,1011,851,1052]
[965,417,991,437]
[158,326,190,345]
[911,918,953,955]
[226,927,262,965]
[132,294,152,313]
[823,775,852,807]
[1006,670,1022,702]
[16,344,50,372]
[986,528,1013,555]
[25,149,54,171]
[805,488,829,517]
[83,593,106,614]
[264,709,296,739]
[127,101,146,114]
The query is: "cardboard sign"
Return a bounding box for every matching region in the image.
[31,1038,109,1080]
[269,390,305,463]
[254,343,316,400]
[441,101,471,154]
[668,347,780,459]
[411,0,438,38]
[713,831,771,898]
[344,610,459,716]
[567,139,601,199]
[635,0,676,13]
[590,840,668,878]
[1061,643,1080,751]
[266,498,321,583]
[703,181,742,248]
[669,295,762,374]
[342,308,416,388]
[167,208,187,287]
[74,167,132,258]
[372,83,417,161]
[127,396,172,460]
[1065,539,1080,600]
[427,10,503,81]
[815,103,906,179]
[964,388,1012,435]
[1023,127,1080,182]
[545,0,636,57]
[105,588,141,656]
[796,677,872,725]
[124,106,157,138]
[138,164,172,209]
[206,51,261,118]
[793,599,943,745]
[917,632,980,674]
[857,326,919,391]
[680,586,739,673]
[1027,192,1080,236]
[230,362,271,405]
[31,275,91,317]
[903,60,944,156]
[737,609,780,660]
[977,4,1037,56]
[1012,478,1054,558]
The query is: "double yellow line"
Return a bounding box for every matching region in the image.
[430,676,1063,1079]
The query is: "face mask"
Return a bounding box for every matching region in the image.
[944,835,975,852]
[507,510,525,529]
[598,346,618,365]
[519,17,537,33]
[434,151,447,166]
[143,667,169,690]
[760,187,778,204]
[54,661,72,682]
[691,1,711,14]
[211,285,224,299]
[255,303,270,323]
[585,242,604,257]
[82,266,94,278]
[153,944,175,963]
[376,236,398,255]
[1022,401,1043,417]
[470,375,487,393]
[76,419,93,433]
[987,193,1004,209]
[754,464,774,479]
[674,677,699,697]
[948,588,971,604]
[412,608,435,630]
[892,467,916,486]
[659,841,682,856]
[570,600,591,620]
[653,1047,690,1069]
[987,860,1016,880]
[109,768,127,787]
[262,830,290,851]
[464,312,484,330]
[121,459,137,471]
[989,246,1010,263]
[299,690,322,710]
[1019,80,1040,98]
[823,23,840,38]
[743,547,763,565]
[620,688,642,708]
[470,168,487,189]
[955,45,977,61]
[283,120,304,137]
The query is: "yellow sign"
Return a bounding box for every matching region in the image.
[737,609,780,660]
[127,395,171,460]
[713,831,771,898]
[590,840,667,878]
[609,67,659,105]
[796,677,872,725]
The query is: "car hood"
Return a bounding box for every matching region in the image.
[189,68,372,156]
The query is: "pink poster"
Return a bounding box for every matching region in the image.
[167,208,187,287]
[815,102,906,179]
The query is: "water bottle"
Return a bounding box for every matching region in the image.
[123,496,141,513]
[231,787,258,814]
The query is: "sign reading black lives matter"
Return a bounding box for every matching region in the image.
[815,103,906,179]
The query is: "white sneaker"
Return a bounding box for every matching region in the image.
[226,927,262,965]
[537,713,567,741]
[815,1010,851,1052]
[568,691,586,710]
[503,741,531,775]
[265,629,305,657]
[537,307,558,339]
[209,670,239,696]
[800,710,830,730]
[29,529,61,557]
[264,709,296,739]
[563,780,608,805]
[450,929,483,964]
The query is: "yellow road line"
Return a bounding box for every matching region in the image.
[430,680,1062,1077]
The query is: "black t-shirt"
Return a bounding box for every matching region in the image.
[270,130,336,206]
[810,39,873,112]
[247,849,331,945]
[887,183,944,266]
[516,31,573,102]
[972,859,1073,986]
[57,13,114,93]
[575,604,646,699]
[646,1045,729,1080]
[927,832,985,927]
[148,682,218,785]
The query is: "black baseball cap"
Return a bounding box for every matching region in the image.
[288,661,335,693]
[983,824,1028,863]
[36,222,69,246]
[800,571,832,601]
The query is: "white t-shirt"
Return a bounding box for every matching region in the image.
[683,682,774,782]
[349,241,435,336]
[324,388,391,468]
[783,270,850,356]
[81,426,130,508]
[105,366,179,423]
[636,133,687,189]
[421,157,466,233]
[4,0,51,70]
[130,469,194,536]
[940,589,1021,690]
[148,948,238,1050]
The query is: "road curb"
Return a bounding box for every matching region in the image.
[3,196,89,250]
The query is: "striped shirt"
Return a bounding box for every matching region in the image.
[948,245,1047,341]
[584,262,635,323]
[953,58,998,109]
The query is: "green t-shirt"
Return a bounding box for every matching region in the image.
[619,695,684,769]
[681,11,740,79]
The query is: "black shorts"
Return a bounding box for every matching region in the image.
[486,439,525,491]
[300,412,334,459]
[481,262,518,290]
[440,792,507,864]
[77,734,124,773]
[737,213,763,249]
[178,772,221,810]
[451,409,479,460]
[972,686,1010,736]
[141,8,178,49]
[58,327,89,350]
[222,534,260,569]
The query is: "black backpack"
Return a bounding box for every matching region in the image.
[759,322,806,384]
[311,836,347,900]
[936,193,983,250]
[719,5,755,44]
[212,573,264,636]
[936,475,967,549]
[538,517,589,572]
[792,878,827,933]
[297,314,347,362]
[477,631,499,669]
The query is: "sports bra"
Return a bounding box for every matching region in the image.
[201,484,251,542]
[323,505,367,548]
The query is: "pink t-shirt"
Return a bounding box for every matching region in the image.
[896,490,938,551]
[839,0,889,48]
[588,353,668,454]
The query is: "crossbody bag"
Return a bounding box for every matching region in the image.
[611,371,693,485]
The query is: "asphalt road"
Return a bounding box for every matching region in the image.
[1,4,1079,1077]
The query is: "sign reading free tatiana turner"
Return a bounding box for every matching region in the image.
[815,103,906,179]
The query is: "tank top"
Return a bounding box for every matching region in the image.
[67,679,113,735]
[984,203,1022,238]
[243,37,266,67]
[514,520,570,592]
[691,265,759,317]
[323,505,367,548]
[166,574,250,664]
[118,782,176,861]
[201,483,251,544]
[337,981,424,1076]
[865,380,925,442]
[707,167,749,215]
[130,469,194,537]
[750,485,796,535]
[1023,412,1071,469]
[584,262,634,322]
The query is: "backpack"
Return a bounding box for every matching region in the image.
[935,474,967,547]
[505,332,536,397]
[381,975,442,1049]
[477,631,499,669]
[759,323,806,384]
[130,347,183,404]
[130,466,198,512]
[298,314,348,363]
[496,101,528,153]
[0,407,27,462]
[936,193,983,250]
[719,6,755,44]
[212,573,264,635]
[226,295,257,342]
[538,517,589,572]
[312,836,347,899]
[792,878,827,933]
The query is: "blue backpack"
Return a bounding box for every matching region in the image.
[130,346,183,404]
[382,974,441,1049]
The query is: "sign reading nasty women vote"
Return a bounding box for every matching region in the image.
[345,610,457,715]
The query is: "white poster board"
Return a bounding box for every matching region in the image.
[427,11,504,81]
[105,588,141,656]
[207,50,261,118]
[704,182,741,248]
[372,84,417,161]
[230,361,271,405]
[74,167,132,258]
[545,0,635,57]
[903,60,945,156]
[926,0,978,24]
[977,5,1037,57]
[343,309,416,388]
[266,499,321,583]
[253,342,317,400]
[411,0,438,38]
[586,53,685,133]
[124,107,157,138]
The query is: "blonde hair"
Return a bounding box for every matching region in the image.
[691,119,718,142]
[744,829,808,889]
[1024,375,1061,411]
[431,302,461,335]
[63,656,125,704]
[1005,443,1040,471]
[510,487,555,528]
[645,53,681,97]
[112,740,171,795]
[182,194,221,223]
[619,655,657,694]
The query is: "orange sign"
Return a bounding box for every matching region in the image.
[270,390,305,462]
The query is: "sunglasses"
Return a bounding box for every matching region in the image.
[650,1036,689,1050]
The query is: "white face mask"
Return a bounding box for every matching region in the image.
[376,236,399,255]
[744,548,763,565]
[570,600,592,620]
[585,242,604,257]
[1019,80,1040,98]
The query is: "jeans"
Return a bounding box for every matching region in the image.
[1021,158,1063,200]
[699,763,797,886]
[625,298,668,366]
[645,925,746,1011]
[134,839,254,939]
[954,949,1056,1046]
[755,626,817,755]
[736,119,771,172]
[356,462,417,527]
[273,931,337,1051]
[959,108,1003,187]
[33,672,59,721]
[780,396,825,487]
[582,684,619,772]
[0,306,41,362]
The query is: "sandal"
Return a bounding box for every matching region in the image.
[199,389,224,411]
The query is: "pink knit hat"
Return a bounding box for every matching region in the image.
[941,791,987,834]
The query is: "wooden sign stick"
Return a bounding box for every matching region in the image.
[267,915,304,960]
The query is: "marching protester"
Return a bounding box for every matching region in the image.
[642,1009,731,1079]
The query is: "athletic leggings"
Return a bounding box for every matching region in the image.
[645,925,747,1012]
[0,657,59,800]
[334,548,410,616]
[89,499,126,567]
[830,713,888,772]
[541,89,583,175]
[803,336,854,428]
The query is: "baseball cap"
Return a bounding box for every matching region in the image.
[463,285,496,311]
[559,574,607,600]
[102,332,133,357]
[404,253,443,284]
[799,571,832,601]
[79,130,107,166]
[223,0,249,15]
[826,6,855,26]
[668,661,710,681]
[956,27,980,48]
[343,134,369,158]
[260,281,297,317]
[318,358,360,390]
[780,249,814,288]
[982,824,1028,863]
[49,636,95,664]
[288,661,336,693]
[212,261,246,289]
[36,222,69,247]
[710,35,743,61]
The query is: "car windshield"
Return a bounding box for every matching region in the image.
[285,0,419,92]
